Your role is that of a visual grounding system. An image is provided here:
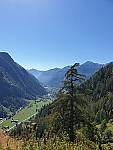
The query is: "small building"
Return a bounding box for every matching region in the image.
[35,101,38,104]
[11,120,18,123]
[36,108,39,112]
[2,126,9,130]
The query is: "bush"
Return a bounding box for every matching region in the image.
[104,129,112,140]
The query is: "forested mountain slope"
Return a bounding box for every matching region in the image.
[10,63,113,149]
[34,63,113,135]
[82,62,113,123]
[82,62,113,101]
[0,52,46,117]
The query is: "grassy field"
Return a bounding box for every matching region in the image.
[0,99,52,129]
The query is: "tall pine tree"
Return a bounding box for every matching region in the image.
[60,63,85,142]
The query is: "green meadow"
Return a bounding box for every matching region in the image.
[0,99,52,129]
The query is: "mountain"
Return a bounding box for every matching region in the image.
[28,69,44,78]
[77,61,105,80]
[8,63,113,149]
[33,63,113,139]
[0,52,46,117]
[28,61,105,87]
[83,62,113,101]
[28,68,64,86]
[24,63,112,147]
[82,62,113,123]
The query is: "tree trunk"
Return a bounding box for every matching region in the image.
[70,79,74,142]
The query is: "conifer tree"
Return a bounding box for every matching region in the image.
[60,63,85,142]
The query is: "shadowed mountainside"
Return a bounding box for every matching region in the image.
[0,52,46,117]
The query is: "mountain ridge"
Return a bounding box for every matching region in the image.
[0,52,46,117]
[28,61,105,87]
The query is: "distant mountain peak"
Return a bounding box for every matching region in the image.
[27,68,36,71]
[84,61,93,64]
[83,61,105,66]
[28,61,106,87]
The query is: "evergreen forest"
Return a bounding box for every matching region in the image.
[5,62,113,150]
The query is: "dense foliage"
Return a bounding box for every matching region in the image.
[8,63,113,149]
[82,63,113,123]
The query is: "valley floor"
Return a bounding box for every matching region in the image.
[0,98,52,130]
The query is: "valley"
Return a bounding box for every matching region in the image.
[0,0,113,149]
[0,52,113,149]
[28,61,105,87]
[0,97,53,130]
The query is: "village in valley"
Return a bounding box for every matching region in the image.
[0,87,57,133]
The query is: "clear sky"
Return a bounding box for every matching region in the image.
[0,0,113,70]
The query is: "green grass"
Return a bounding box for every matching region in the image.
[97,123,113,131]
[107,123,113,134]
[96,124,101,129]
[0,99,52,129]
[97,122,113,137]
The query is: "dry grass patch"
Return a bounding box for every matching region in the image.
[0,131,22,150]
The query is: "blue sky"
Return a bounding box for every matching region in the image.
[0,0,113,70]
